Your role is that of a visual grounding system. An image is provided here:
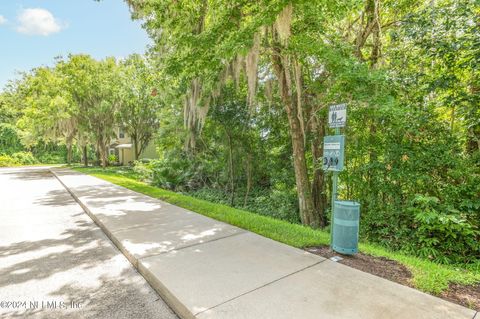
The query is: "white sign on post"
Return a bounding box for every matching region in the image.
[329,104,347,128]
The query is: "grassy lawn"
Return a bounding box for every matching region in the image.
[73,166,480,295]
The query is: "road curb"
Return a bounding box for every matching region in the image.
[50,168,188,319]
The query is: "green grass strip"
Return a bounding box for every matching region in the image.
[73,166,480,296]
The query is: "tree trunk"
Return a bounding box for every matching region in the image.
[134,137,139,160]
[311,116,328,227]
[98,143,104,168]
[244,152,252,207]
[289,109,317,226]
[367,121,378,207]
[354,0,382,62]
[102,144,109,168]
[366,0,382,205]
[132,131,140,160]
[226,131,235,206]
[95,147,101,166]
[66,143,72,165]
[97,138,108,168]
[370,0,382,68]
[467,84,480,154]
[101,144,108,168]
[467,126,480,154]
[450,105,456,132]
[83,145,88,167]
[271,52,319,227]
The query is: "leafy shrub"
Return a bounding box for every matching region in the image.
[150,158,195,191]
[10,151,37,165]
[187,188,230,205]
[406,195,480,264]
[0,152,38,166]
[138,158,152,164]
[32,144,70,164]
[108,154,118,164]
[0,155,18,167]
[133,160,153,181]
[243,188,300,224]
[188,187,300,224]
[35,153,64,164]
[0,123,23,154]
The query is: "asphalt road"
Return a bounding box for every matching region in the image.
[0,166,178,319]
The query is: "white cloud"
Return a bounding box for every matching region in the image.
[17,8,63,36]
[0,15,7,25]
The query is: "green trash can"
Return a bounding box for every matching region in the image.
[332,200,360,255]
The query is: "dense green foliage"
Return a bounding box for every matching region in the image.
[121,0,479,264]
[0,92,73,164]
[1,0,478,266]
[0,54,162,166]
[0,123,23,154]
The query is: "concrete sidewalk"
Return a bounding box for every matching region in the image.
[52,168,477,319]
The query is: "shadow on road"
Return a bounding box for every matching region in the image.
[1,169,53,181]
[0,168,177,319]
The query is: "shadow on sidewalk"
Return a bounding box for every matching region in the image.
[0,180,177,319]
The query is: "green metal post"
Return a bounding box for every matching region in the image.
[330,171,338,248]
[330,127,340,249]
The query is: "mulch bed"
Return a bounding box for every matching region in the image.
[305,245,480,311]
[441,283,480,311]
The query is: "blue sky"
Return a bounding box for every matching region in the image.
[0,0,151,89]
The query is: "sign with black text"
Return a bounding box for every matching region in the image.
[329,104,347,128]
[322,135,345,171]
